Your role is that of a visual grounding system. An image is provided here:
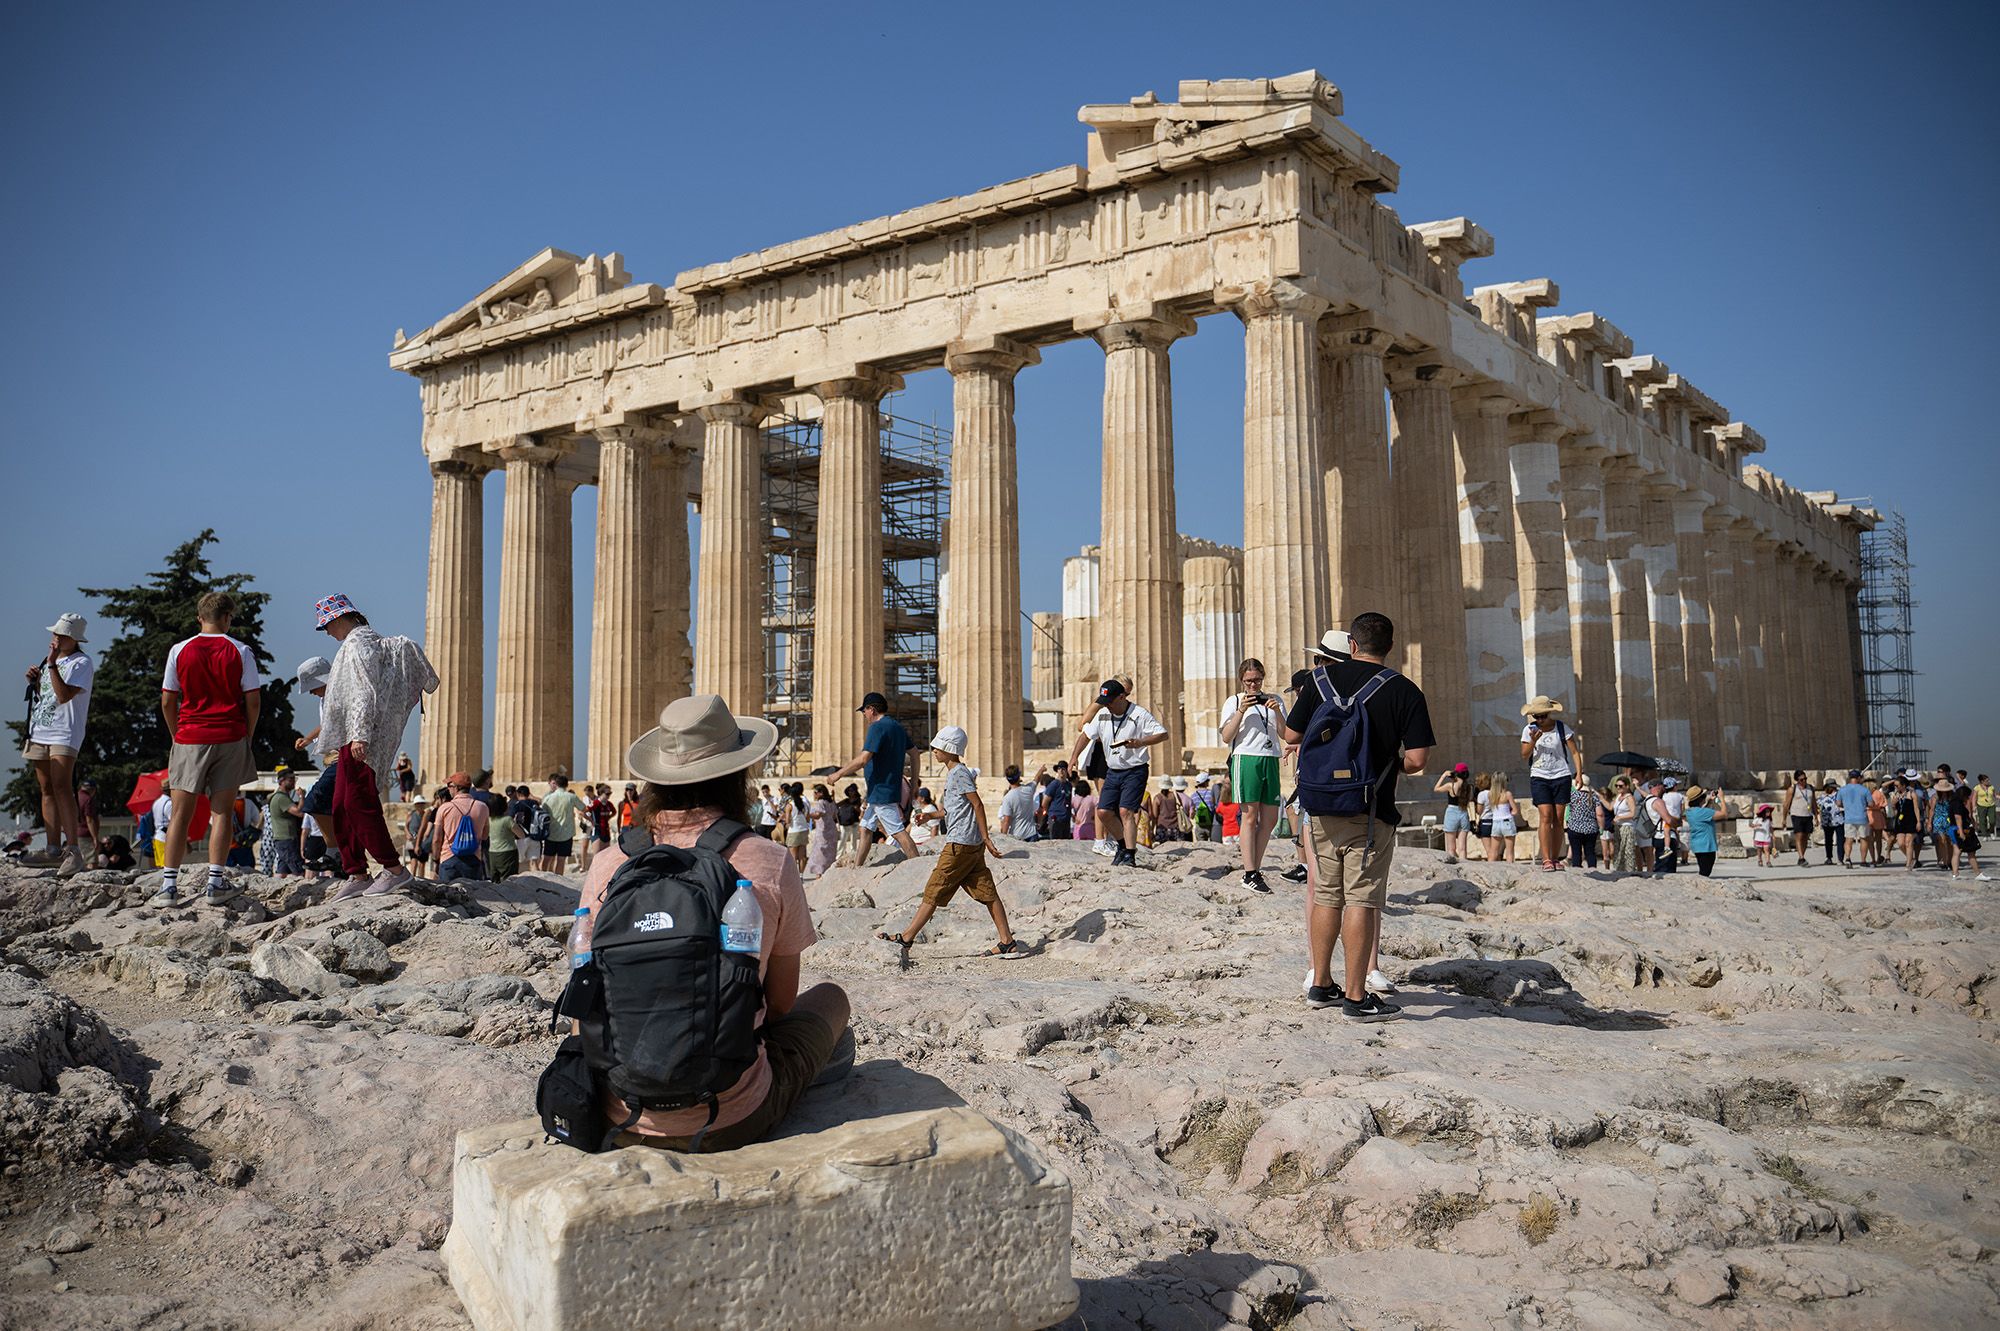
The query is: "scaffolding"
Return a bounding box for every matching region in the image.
[761,406,948,768]
[1856,505,1925,771]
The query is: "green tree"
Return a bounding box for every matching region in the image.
[5,530,298,824]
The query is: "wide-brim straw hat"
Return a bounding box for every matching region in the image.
[1521,696,1565,717]
[627,694,777,785]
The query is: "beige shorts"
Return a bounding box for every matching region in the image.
[168,739,256,800]
[22,741,77,761]
[1308,813,1394,911]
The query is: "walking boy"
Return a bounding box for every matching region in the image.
[154,594,261,906]
[875,726,1024,960]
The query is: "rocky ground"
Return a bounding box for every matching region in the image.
[0,838,1995,1329]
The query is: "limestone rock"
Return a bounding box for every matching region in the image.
[443,1108,1076,1331]
[250,940,357,998]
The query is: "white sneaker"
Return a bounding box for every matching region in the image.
[1979,873,1992,883]
[1091,839,1115,857]
[55,846,85,879]
[327,877,373,902]
[1366,969,1397,994]
[365,867,414,896]
[1304,965,1314,996]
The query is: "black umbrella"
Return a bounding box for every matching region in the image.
[1596,751,1658,770]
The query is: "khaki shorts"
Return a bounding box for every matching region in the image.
[614,1008,842,1153]
[1308,813,1394,911]
[168,739,256,800]
[22,741,77,761]
[922,841,1000,908]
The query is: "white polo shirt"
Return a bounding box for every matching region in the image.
[1082,703,1166,771]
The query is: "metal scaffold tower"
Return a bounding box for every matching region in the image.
[761,406,948,769]
[1856,506,1925,771]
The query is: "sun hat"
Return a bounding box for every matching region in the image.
[626,694,778,785]
[1194,772,1211,785]
[296,656,333,692]
[314,593,362,631]
[1171,775,1187,790]
[45,613,87,643]
[1521,696,1564,717]
[1308,629,1353,660]
[929,725,968,756]
[1687,785,1706,802]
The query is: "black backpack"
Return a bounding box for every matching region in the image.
[546,818,763,1150]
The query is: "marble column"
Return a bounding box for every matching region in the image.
[1322,312,1396,627]
[692,399,767,720]
[1640,482,1689,758]
[494,436,574,783]
[1841,575,1868,765]
[1087,310,1193,761]
[1747,532,1785,772]
[943,339,1036,774]
[1673,493,1721,775]
[1387,356,1466,742]
[1452,385,1525,772]
[811,370,902,765]
[1558,441,1617,754]
[1703,509,1748,780]
[1601,461,1656,753]
[649,426,696,706]
[1777,546,1812,767]
[588,422,661,780]
[420,453,488,785]
[1060,552,1099,736]
[1231,281,1329,674]
[1508,411,1575,714]
[1029,613,1064,703]
[1182,553,1244,754]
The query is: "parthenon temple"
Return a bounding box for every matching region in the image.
[393,72,1872,788]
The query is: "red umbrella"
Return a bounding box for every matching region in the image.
[125,770,210,839]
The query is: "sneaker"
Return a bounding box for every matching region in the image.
[1282,863,1309,883]
[328,877,373,902]
[1342,994,1402,1023]
[1305,981,1345,1009]
[204,884,234,906]
[365,867,415,896]
[1978,873,1992,882]
[147,884,180,906]
[55,847,85,879]
[1091,839,1115,857]
[19,847,62,867]
[1366,968,1397,994]
[1244,870,1270,893]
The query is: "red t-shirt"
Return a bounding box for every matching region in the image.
[163,634,261,744]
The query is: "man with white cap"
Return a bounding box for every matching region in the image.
[22,612,95,876]
[876,725,1024,960]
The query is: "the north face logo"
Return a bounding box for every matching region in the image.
[635,911,675,933]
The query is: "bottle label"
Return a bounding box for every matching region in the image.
[570,950,592,970]
[721,925,761,954]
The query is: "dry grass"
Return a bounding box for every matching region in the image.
[1175,1100,1266,1179]
[1518,1193,1560,1246]
[1409,1189,1484,1247]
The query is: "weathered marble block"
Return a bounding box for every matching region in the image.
[442,1107,1076,1331]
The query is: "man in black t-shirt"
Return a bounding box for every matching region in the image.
[1283,612,1434,1022]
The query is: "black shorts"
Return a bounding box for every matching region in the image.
[302,765,338,816]
[1529,776,1572,808]
[1789,816,1813,837]
[1100,765,1150,812]
[544,838,574,858]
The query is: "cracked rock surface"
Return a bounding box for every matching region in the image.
[1,839,1995,1328]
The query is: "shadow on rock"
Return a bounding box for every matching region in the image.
[1406,958,1672,1031]
[1059,1249,1311,1331]
[1394,877,1483,913]
[777,1057,968,1140]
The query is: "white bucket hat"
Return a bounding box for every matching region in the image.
[929,725,968,756]
[626,694,778,785]
[1195,772,1212,785]
[46,613,87,643]
[296,656,333,692]
[1171,776,1187,790]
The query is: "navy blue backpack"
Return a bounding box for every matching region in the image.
[1296,664,1397,818]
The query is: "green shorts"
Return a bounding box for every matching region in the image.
[1230,753,1281,806]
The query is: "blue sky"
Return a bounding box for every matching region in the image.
[3,1,1994,788]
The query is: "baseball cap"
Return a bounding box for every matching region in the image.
[1453,762,1469,775]
[1096,679,1127,702]
[1848,769,1862,778]
[447,771,471,788]
[857,691,890,713]
[1662,777,1678,789]
[929,726,968,756]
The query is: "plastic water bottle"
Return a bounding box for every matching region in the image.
[566,906,592,969]
[720,879,763,954]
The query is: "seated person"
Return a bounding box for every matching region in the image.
[93,834,137,871]
[579,695,850,1152]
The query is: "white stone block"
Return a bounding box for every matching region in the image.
[442,1107,1076,1331]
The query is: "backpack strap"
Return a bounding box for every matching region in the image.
[695,818,751,858]
[617,825,651,858]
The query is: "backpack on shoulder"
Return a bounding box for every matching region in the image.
[1296,664,1397,820]
[536,819,762,1153]
[527,804,551,842]
[448,799,481,862]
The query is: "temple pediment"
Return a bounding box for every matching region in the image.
[399,248,634,348]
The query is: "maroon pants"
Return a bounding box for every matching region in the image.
[334,744,400,875]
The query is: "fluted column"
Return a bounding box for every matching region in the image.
[1841,574,1868,766]
[1777,547,1812,766]
[1747,532,1784,772]
[1674,493,1721,775]
[812,369,902,765]
[1388,355,1466,740]
[1508,411,1575,714]
[1322,312,1396,626]
[1182,553,1244,754]
[494,437,575,783]
[693,399,767,719]
[1231,281,1329,672]
[420,453,489,785]
[1640,482,1689,758]
[1060,551,1100,736]
[1704,509,1748,781]
[1452,386,1525,772]
[650,424,696,705]
[588,422,662,780]
[1559,441,1616,754]
[1086,310,1193,760]
[1029,613,1064,703]
[1602,461,1656,752]
[943,339,1036,774]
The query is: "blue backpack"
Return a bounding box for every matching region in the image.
[1297,664,1397,818]
[448,799,481,861]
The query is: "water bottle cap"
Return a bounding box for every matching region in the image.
[736,879,752,888]
[574,906,589,916]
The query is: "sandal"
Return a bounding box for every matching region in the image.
[982,939,1027,960]
[875,931,914,948]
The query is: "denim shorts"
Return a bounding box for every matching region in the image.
[301,765,338,816]
[1442,805,1470,833]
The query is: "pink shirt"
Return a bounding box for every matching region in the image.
[578,807,817,1137]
